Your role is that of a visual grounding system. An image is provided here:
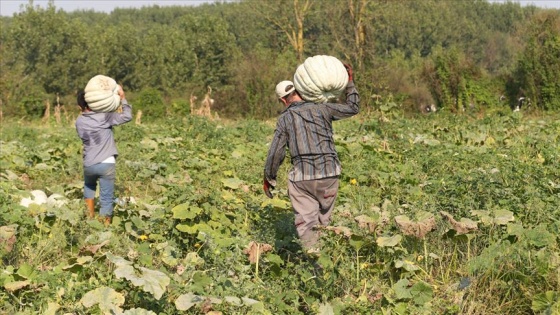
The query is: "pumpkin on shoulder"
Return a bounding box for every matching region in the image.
[293,55,349,103]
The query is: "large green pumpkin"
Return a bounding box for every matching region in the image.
[293,55,348,103]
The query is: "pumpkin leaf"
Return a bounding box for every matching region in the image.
[494,210,515,225]
[440,211,478,235]
[111,255,170,300]
[243,241,273,264]
[44,302,60,315]
[318,302,335,315]
[354,214,379,233]
[393,279,412,300]
[261,198,291,210]
[221,177,244,189]
[137,267,170,300]
[122,308,157,315]
[175,293,205,311]
[410,281,433,305]
[531,291,559,313]
[4,280,30,292]
[377,234,402,247]
[394,211,435,239]
[80,286,125,314]
[349,234,365,251]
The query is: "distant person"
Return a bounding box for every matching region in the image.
[514,96,525,112]
[75,86,132,226]
[263,64,359,253]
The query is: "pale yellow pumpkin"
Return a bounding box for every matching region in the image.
[293,55,348,103]
[84,75,121,112]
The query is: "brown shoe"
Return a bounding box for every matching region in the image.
[85,199,95,219]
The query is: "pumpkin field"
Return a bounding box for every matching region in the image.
[1,108,559,315]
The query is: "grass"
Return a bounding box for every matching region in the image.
[0,109,559,314]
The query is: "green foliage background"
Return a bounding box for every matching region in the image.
[1,0,559,119]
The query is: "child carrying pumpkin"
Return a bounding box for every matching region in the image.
[75,76,132,226]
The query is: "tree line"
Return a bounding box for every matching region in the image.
[0,0,559,120]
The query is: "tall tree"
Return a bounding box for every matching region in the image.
[512,10,560,110]
[6,3,92,95]
[250,0,313,62]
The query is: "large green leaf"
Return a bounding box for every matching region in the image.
[123,308,157,315]
[410,281,433,305]
[377,234,402,247]
[80,286,125,314]
[175,293,205,311]
[531,291,559,313]
[111,255,170,300]
[16,263,37,280]
[62,256,93,271]
[349,234,365,251]
[4,280,30,292]
[43,302,60,315]
[260,198,291,210]
[137,267,171,300]
[176,223,210,234]
[318,302,335,315]
[172,203,201,220]
[393,279,412,300]
[494,210,515,225]
[221,177,244,189]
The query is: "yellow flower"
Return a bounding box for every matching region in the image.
[138,235,148,241]
[350,178,358,185]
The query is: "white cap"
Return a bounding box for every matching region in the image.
[275,80,295,99]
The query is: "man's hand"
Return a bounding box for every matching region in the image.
[263,176,274,199]
[343,63,353,81]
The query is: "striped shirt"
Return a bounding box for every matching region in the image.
[264,81,359,184]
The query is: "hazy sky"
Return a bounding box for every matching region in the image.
[0,0,224,16]
[1,0,559,16]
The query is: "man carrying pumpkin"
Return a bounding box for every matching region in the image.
[263,59,359,253]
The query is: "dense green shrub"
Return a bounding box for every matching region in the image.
[134,88,165,120]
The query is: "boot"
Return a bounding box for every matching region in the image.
[85,198,95,219]
[102,216,112,227]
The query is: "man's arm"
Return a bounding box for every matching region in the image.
[328,81,360,120]
[264,123,288,187]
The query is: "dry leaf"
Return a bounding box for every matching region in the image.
[0,225,17,253]
[201,298,213,313]
[80,240,110,255]
[354,215,378,233]
[243,241,273,264]
[324,225,353,237]
[440,211,478,235]
[394,213,436,239]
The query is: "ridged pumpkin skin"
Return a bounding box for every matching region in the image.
[84,75,121,112]
[293,55,348,103]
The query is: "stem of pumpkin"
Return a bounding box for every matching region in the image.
[423,239,428,271]
[356,249,360,284]
[255,243,260,279]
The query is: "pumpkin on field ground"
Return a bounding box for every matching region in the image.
[84,75,121,112]
[293,55,348,103]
